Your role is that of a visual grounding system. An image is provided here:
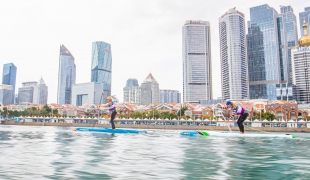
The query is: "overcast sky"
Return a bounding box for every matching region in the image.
[0,0,307,103]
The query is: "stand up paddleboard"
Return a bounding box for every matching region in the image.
[73,127,147,134]
[180,130,296,138]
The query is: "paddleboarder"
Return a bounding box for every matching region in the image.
[225,101,249,134]
[101,92,117,130]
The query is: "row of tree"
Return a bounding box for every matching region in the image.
[0,105,59,118]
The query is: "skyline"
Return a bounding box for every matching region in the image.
[0,0,308,103]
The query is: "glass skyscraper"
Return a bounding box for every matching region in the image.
[248,4,298,100]
[140,73,159,105]
[57,45,76,105]
[33,77,48,105]
[91,41,112,104]
[219,8,248,100]
[160,90,181,103]
[248,5,281,100]
[299,7,310,37]
[2,63,17,104]
[182,20,212,102]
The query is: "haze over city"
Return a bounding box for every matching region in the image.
[0,0,306,103]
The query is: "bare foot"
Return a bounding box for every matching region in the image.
[240,132,244,134]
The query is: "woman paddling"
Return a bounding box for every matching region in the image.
[225,101,249,134]
[101,92,117,130]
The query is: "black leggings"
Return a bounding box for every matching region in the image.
[237,113,249,133]
[110,111,117,129]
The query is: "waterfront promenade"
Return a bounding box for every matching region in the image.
[1,121,309,133]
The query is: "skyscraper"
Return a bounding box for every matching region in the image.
[219,8,248,100]
[2,63,17,104]
[123,78,141,105]
[18,81,37,104]
[299,7,310,37]
[33,77,48,105]
[292,19,310,103]
[140,73,159,105]
[278,5,298,84]
[57,45,76,105]
[248,5,281,100]
[182,20,212,102]
[91,41,112,104]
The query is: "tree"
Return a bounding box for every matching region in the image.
[262,111,276,120]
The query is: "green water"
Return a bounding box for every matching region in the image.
[0,125,310,180]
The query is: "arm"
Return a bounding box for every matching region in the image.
[102,92,108,99]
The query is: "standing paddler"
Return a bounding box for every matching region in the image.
[100,92,117,130]
[225,101,249,134]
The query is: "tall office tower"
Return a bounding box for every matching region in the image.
[18,81,37,104]
[0,85,13,106]
[33,77,48,104]
[182,20,212,102]
[91,41,112,104]
[2,63,17,104]
[160,90,181,103]
[299,7,310,36]
[219,8,248,100]
[140,73,159,105]
[292,19,310,103]
[278,6,298,84]
[123,78,141,105]
[247,5,282,100]
[71,82,103,106]
[57,45,76,105]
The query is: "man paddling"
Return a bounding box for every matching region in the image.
[100,92,117,130]
[225,101,249,134]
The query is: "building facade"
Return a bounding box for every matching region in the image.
[33,77,48,105]
[71,82,104,106]
[123,78,141,105]
[18,81,37,104]
[91,41,112,104]
[160,90,181,103]
[299,7,310,37]
[140,73,159,105]
[292,19,310,104]
[219,8,248,100]
[182,20,212,102]
[0,84,13,106]
[248,5,283,100]
[2,63,17,104]
[57,45,76,105]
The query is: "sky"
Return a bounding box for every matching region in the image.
[0,0,307,103]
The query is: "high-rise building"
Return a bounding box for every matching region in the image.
[18,81,37,104]
[0,84,13,106]
[57,45,76,105]
[140,73,159,105]
[160,90,181,103]
[2,63,17,104]
[247,5,298,100]
[299,7,310,36]
[278,5,298,84]
[292,19,310,103]
[248,5,282,100]
[219,8,248,100]
[91,41,112,104]
[123,78,141,104]
[71,82,103,106]
[33,77,48,105]
[182,20,212,102]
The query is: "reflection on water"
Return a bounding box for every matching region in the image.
[1,126,310,180]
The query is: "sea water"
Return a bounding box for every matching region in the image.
[1,125,310,180]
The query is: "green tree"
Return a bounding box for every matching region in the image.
[262,111,276,120]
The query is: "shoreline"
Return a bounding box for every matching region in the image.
[1,121,310,133]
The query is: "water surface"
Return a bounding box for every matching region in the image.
[1,125,310,179]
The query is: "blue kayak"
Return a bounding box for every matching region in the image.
[73,127,147,134]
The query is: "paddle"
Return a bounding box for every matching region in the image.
[223,115,232,133]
